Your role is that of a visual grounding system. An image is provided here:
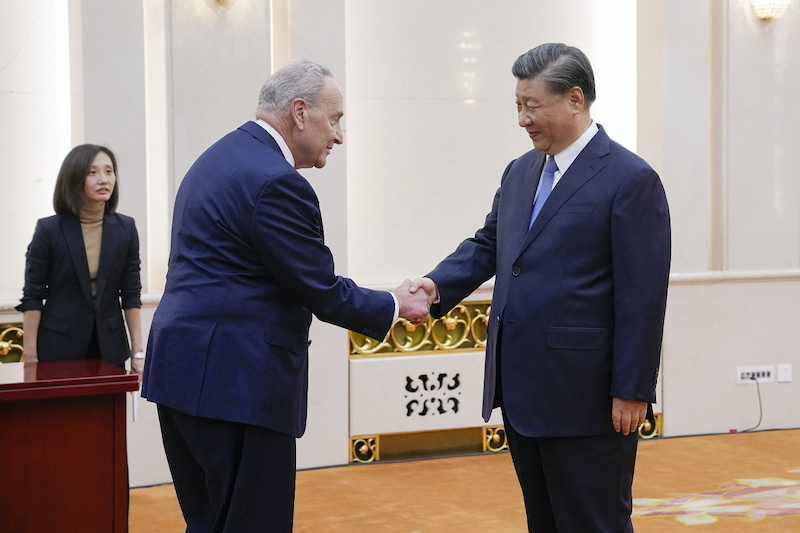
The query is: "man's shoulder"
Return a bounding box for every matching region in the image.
[606,139,649,165]
[188,125,293,180]
[603,143,659,186]
[592,128,653,172]
[200,122,281,155]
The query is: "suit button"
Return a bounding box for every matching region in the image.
[512,267,520,277]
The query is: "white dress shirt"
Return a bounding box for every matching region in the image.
[256,119,295,167]
[532,121,599,202]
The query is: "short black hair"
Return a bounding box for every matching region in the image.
[512,43,596,106]
[53,144,119,215]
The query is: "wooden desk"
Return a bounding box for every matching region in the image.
[0,360,139,532]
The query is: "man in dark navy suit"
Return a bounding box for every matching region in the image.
[142,59,431,532]
[411,44,671,532]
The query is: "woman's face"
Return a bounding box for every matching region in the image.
[83,151,116,208]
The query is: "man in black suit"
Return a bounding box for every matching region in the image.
[143,59,431,532]
[412,43,671,532]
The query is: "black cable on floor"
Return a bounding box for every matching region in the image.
[739,376,763,433]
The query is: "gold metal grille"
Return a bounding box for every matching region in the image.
[350,302,490,358]
[350,435,380,463]
[0,324,24,363]
[483,426,508,452]
[639,412,663,439]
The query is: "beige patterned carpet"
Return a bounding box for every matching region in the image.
[130,429,800,532]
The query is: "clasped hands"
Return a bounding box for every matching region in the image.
[394,277,438,326]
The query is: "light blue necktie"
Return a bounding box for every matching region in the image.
[529,156,558,229]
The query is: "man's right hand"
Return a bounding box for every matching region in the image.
[408,277,439,303]
[395,279,434,325]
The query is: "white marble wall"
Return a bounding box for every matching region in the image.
[344,0,638,283]
[74,0,150,288]
[1,0,149,295]
[1,1,72,300]
[639,0,800,435]
[638,0,715,273]
[663,274,800,435]
[640,0,800,272]
[167,0,271,187]
[725,1,800,270]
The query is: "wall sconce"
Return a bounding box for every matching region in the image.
[204,0,236,12]
[750,0,793,20]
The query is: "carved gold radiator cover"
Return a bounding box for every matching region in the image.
[0,324,23,363]
[350,302,490,358]
[348,300,662,462]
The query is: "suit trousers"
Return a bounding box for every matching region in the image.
[157,405,296,533]
[504,413,638,533]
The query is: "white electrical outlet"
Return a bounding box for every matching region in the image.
[736,365,775,384]
[777,364,792,383]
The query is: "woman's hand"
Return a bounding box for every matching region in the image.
[22,347,38,363]
[22,310,41,363]
[130,355,145,385]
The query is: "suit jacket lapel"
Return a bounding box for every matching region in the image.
[509,153,546,254]
[96,213,120,305]
[516,128,610,258]
[61,215,94,309]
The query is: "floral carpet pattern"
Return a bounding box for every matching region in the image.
[633,470,800,526]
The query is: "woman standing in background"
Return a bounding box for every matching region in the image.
[17,144,144,378]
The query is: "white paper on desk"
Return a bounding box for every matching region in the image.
[129,389,140,422]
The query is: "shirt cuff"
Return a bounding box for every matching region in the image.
[389,292,400,324]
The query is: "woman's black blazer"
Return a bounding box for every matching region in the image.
[17,213,142,367]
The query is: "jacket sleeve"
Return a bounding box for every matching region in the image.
[119,217,142,309]
[249,171,395,339]
[16,219,51,312]
[610,167,671,402]
[426,161,512,317]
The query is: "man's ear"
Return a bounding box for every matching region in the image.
[290,98,308,130]
[567,86,585,113]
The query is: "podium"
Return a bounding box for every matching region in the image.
[0,360,139,532]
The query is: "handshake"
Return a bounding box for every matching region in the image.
[394,277,439,326]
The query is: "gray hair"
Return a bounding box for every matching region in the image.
[256,59,333,113]
[512,43,596,106]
